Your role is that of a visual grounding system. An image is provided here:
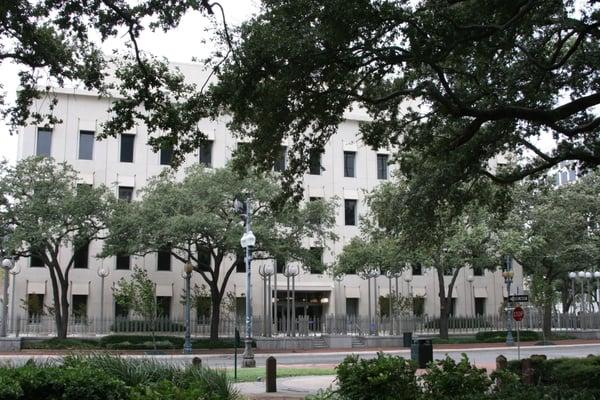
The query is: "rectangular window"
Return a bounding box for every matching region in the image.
[412,263,422,276]
[120,134,135,163]
[157,248,171,271]
[276,257,286,274]
[475,298,486,316]
[74,242,89,269]
[36,128,52,157]
[309,247,323,274]
[199,141,213,167]
[344,199,357,226]
[235,251,246,273]
[27,294,44,320]
[473,266,484,276]
[115,302,129,318]
[274,146,287,172]
[156,296,171,319]
[116,254,130,270]
[343,151,356,177]
[197,248,211,272]
[413,296,425,316]
[118,186,134,202]
[377,154,389,180]
[78,130,94,160]
[72,294,88,319]
[160,145,173,166]
[449,298,457,316]
[30,253,44,268]
[308,150,321,175]
[444,266,456,276]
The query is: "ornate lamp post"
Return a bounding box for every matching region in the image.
[502,255,514,346]
[97,267,110,334]
[258,264,274,337]
[1,258,14,337]
[361,267,380,335]
[578,270,586,314]
[183,261,193,354]
[283,264,299,336]
[466,275,475,317]
[569,271,577,313]
[9,264,20,333]
[585,272,593,312]
[333,274,344,333]
[385,271,394,335]
[594,272,600,312]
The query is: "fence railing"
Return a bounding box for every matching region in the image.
[6,311,600,337]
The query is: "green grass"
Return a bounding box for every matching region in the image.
[226,367,335,382]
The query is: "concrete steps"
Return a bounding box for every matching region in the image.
[351,336,366,348]
[312,337,328,349]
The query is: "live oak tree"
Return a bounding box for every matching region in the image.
[104,164,336,340]
[359,177,503,339]
[211,0,600,222]
[2,0,224,166]
[502,172,600,337]
[0,157,115,338]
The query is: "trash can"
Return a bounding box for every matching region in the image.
[410,338,433,368]
[403,332,412,348]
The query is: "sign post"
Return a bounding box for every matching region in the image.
[512,306,524,360]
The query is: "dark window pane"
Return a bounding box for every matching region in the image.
[235,251,246,272]
[344,199,357,226]
[377,154,388,180]
[274,146,287,172]
[413,296,425,316]
[72,295,88,319]
[118,186,133,202]
[156,296,171,319]
[199,141,213,167]
[309,197,321,202]
[412,263,422,276]
[116,254,130,270]
[444,266,455,276]
[36,128,52,157]
[343,151,355,177]
[30,247,44,268]
[115,302,129,318]
[197,248,211,272]
[74,242,89,269]
[276,257,285,274]
[308,150,321,175]
[120,134,135,162]
[474,266,484,276]
[27,294,44,319]
[449,298,457,316]
[160,145,173,165]
[475,298,486,316]
[78,130,94,160]
[157,248,171,271]
[309,247,323,274]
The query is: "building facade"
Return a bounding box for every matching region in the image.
[11,64,523,331]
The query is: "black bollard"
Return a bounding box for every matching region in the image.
[192,357,202,368]
[266,356,277,393]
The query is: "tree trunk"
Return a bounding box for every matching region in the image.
[209,288,223,341]
[439,300,450,339]
[542,298,552,339]
[58,281,70,339]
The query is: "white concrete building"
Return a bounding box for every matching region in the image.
[11,63,522,330]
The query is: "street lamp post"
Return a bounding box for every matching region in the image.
[502,255,514,346]
[283,265,299,337]
[1,258,14,337]
[594,272,600,313]
[585,272,593,312]
[333,274,344,333]
[236,197,257,368]
[569,271,577,314]
[258,265,274,337]
[467,275,475,317]
[386,271,394,335]
[183,261,193,354]
[96,267,110,334]
[9,265,20,333]
[361,268,380,335]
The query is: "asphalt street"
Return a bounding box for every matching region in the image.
[1,343,599,369]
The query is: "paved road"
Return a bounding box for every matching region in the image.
[1,343,599,369]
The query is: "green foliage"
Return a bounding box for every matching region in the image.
[335,353,419,400]
[21,338,101,350]
[22,335,243,350]
[421,355,492,399]
[0,375,23,400]
[532,356,600,390]
[128,380,202,400]
[175,367,240,400]
[474,331,540,343]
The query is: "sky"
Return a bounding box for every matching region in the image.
[0,0,260,165]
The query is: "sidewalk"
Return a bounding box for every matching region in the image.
[235,375,336,399]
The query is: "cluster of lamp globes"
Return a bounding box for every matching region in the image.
[1,258,17,273]
[569,271,600,280]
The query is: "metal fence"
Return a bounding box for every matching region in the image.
[7,311,600,337]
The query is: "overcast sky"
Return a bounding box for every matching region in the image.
[0,0,260,165]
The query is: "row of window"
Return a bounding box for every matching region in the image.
[36,128,389,178]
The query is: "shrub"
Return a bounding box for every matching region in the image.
[0,375,23,400]
[21,338,101,350]
[176,366,241,400]
[421,354,492,399]
[534,356,600,390]
[335,353,419,400]
[474,331,539,343]
[57,367,128,400]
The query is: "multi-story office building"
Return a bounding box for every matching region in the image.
[12,63,522,328]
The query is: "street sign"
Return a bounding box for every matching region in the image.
[513,306,524,321]
[508,295,529,303]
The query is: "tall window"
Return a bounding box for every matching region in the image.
[115,302,129,318]
[78,130,94,160]
[276,257,286,274]
[116,254,130,270]
[74,242,89,269]
[377,154,389,180]
[157,248,171,271]
[309,247,323,274]
[30,246,44,268]
[36,128,52,157]
[344,199,357,226]
[120,134,135,162]
[156,296,171,319]
[274,146,287,172]
[475,298,486,316]
[473,266,484,276]
[199,141,213,167]
[235,250,246,273]
[197,248,211,272]
[118,186,134,202]
[343,151,356,177]
[412,263,422,276]
[72,295,88,320]
[308,150,321,175]
[160,145,173,165]
[27,294,44,320]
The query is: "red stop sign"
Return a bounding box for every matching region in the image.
[513,306,524,321]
